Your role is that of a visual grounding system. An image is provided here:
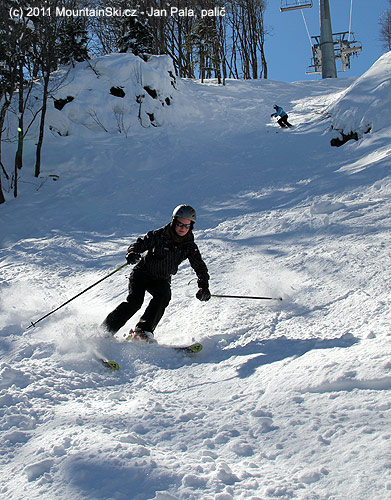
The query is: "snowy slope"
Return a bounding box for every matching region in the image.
[1,52,391,500]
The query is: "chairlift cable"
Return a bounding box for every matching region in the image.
[348,0,353,41]
[301,9,313,47]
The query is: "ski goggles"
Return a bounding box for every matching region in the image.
[176,221,191,229]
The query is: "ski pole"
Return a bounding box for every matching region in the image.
[26,262,128,329]
[211,294,282,301]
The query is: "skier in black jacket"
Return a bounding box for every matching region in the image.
[102,205,210,341]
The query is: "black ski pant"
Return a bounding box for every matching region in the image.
[102,269,171,334]
[278,115,292,128]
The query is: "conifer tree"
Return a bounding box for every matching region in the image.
[58,17,90,67]
[379,0,391,51]
[118,15,154,58]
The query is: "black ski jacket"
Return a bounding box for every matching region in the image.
[127,224,209,285]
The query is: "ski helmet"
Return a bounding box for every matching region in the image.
[172,204,197,223]
[274,104,278,109]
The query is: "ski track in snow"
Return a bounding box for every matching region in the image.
[1,53,391,500]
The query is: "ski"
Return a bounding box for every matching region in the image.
[98,341,202,371]
[124,331,202,354]
[100,358,119,370]
[129,338,203,354]
[124,332,202,354]
[171,343,203,353]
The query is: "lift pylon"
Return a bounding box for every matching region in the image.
[280,0,313,12]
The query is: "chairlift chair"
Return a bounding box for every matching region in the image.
[280,0,313,12]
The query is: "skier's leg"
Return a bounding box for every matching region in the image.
[278,117,287,128]
[102,302,138,334]
[136,279,171,333]
[102,271,146,334]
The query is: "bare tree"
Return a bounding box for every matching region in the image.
[228,0,267,79]
[12,12,35,198]
[165,7,197,78]
[88,0,268,81]
[31,1,65,178]
[0,1,19,203]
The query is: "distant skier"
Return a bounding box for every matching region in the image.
[271,104,293,128]
[102,204,211,342]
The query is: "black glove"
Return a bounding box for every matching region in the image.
[196,287,211,302]
[126,251,140,265]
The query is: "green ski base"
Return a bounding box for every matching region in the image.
[100,359,120,370]
[174,343,203,353]
[100,342,202,370]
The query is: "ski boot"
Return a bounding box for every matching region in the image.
[128,327,156,344]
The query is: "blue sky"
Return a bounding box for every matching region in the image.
[264,0,390,81]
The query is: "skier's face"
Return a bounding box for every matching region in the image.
[175,217,191,236]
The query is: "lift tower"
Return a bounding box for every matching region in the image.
[319,0,337,78]
[280,0,340,79]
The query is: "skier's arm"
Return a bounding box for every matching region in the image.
[188,244,211,301]
[188,245,209,281]
[125,230,159,264]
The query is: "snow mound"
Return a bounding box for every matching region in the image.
[47,53,177,136]
[329,51,391,138]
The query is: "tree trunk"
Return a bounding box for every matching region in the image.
[14,64,24,198]
[0,95,12,204]
[0,167,5,204]
[35,72,49,177]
